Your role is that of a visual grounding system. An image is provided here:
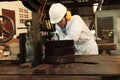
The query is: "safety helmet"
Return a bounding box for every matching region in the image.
[49,3,67,24]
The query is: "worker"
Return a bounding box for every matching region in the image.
[48,3,98,55]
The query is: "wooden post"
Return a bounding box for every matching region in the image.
[32,12,43,66]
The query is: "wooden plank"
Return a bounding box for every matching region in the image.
[0,76,101,80]
[0,55,120,76]
[98,43,116,50]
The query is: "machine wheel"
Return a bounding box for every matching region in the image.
[0,15,15,43]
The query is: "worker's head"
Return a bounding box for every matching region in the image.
[49,3,71,28]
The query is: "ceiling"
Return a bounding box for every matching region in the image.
[0,0,120,12]
[24,0,120,12]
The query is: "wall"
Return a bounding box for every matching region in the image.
[95,10,120,55]
[0,1,32,38]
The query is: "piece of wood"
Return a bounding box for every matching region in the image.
[98,43,116,50]
[0,55,120,80]
[0,56,120,75]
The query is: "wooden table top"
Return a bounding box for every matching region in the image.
[0,55,120,76]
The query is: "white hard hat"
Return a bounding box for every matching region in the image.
[49,3,67,24]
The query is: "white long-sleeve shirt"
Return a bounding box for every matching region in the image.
[54,15,98,55]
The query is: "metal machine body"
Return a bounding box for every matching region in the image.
[19,13,43,66]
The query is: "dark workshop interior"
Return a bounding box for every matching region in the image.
[0,0,120,80]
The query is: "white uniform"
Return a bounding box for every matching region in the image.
[54,15,98,55]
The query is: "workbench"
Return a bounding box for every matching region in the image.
[0,55,120,80]
[98,43,116,55]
